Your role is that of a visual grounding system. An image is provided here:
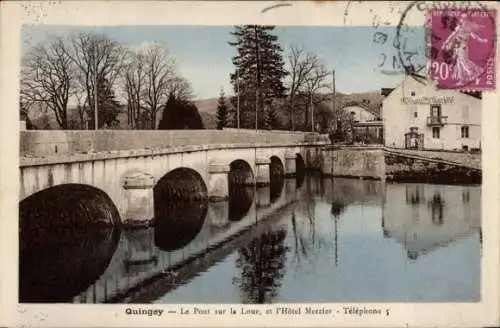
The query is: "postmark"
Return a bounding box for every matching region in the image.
[429,7,496,90]
[388,1,496,89]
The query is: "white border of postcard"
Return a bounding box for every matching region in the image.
[1,1,499,327]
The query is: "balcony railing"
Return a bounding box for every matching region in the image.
[427,116,448,126]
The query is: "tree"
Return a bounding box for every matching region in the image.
[264,101,281,130]
[20,36,76,129]
[121,44,184,129]
[141,42,177,128]
[284,45,316,130]
[91,76,121,129]
[66,32,125,129]
[233,230,289,303]
[158,92,204,130]
[302,56,330,131]
[216,88,229,129]
[123,48,146,128]
[229,25,287,129]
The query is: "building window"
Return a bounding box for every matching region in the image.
[430,104,442,117]
[410,127,418,133]
[410,91,416,97]
[432,127,440,139]
[414,111,418,118]
[461,126,469,138]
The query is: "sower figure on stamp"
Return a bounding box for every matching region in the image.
[441,13,488,86]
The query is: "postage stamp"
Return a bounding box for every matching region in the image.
[429,7,496,90]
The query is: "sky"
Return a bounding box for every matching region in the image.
[21,25,426,100]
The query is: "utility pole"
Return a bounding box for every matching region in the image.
[310,93,314,132]
[94,55,98,130]
[236,69,240,129]
[332,69,336,130]
[255,88,259,131]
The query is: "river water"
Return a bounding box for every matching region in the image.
[20,174,482,303]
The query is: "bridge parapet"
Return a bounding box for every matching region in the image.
[20,130,315,158]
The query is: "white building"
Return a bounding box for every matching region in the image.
[342,101,380,123]
[382,75,482,151]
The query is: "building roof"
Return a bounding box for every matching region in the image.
[381,88,395,97]
[381,73,483,100]
[341,100,381,118]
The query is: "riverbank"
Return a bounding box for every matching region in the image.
[322,145,482,185]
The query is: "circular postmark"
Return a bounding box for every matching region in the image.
[395,1,496,90]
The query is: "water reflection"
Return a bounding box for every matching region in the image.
[19,185,121,303]
[124,228,158,275]
[20,174,481,304]
[296,169,305,189]
[233,229,290,303]
[228,186,255,221]
[270,176,285,204]
[384,183,481,259]
[129,178,481,302]
[406,184,425,205]
[20,228,120,302]
[154,200,208,252]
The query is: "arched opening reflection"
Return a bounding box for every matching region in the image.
[228,160,255,222]
[19,184,121,303]
[295,154,306,189]
[270,156,285,203]
[229,186,255,221]
[154,168,208,252]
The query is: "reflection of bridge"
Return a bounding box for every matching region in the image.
[70,179,298,303]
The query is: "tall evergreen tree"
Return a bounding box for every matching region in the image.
[88,76,121,129]
[264,105,280,130]
[215,88,229,130]
[228,26,287,129]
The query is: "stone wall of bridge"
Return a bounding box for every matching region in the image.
[19,144,309,228]
[20,129,312,157]
[321,146,386,180]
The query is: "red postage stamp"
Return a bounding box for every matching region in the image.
[429,7,496,91]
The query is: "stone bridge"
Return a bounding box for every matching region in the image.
[19,130,325,228]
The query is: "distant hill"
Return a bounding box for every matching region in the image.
[193,91,383,115]
[194,98,219,115]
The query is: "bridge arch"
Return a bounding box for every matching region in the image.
[153,167,208,252]
[20,183,121,249]
[153,167,208,204]
[229,159,254,186]
[19,183,121,302]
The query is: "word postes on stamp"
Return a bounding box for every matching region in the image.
[429,7,496,91]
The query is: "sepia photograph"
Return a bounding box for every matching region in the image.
[1,1,499,327]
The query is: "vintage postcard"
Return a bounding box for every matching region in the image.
[0,1,499,327]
